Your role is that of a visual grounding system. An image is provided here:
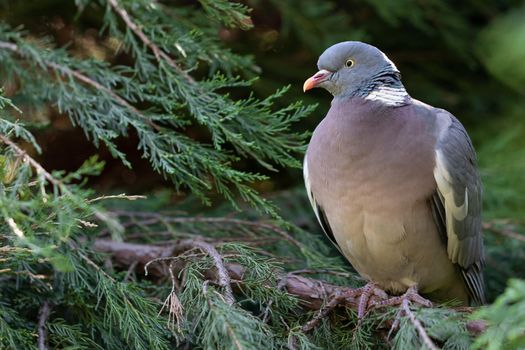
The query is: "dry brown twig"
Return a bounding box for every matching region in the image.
[182,240,235,305]
[158,263,184,333]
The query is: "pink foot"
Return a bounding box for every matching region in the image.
[371,285,433,310]
[335,282,389,319]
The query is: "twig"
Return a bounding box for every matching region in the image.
[262,275,290,323]
[143,250,202,276]
[37,301,52,350]
[158,262,184,333]
[301,290,345,333]
[87,193,146,203]
[401,299,438,350]
[180,240,235,305]
[107,0,195,83]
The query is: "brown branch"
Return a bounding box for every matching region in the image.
[95,239,236,305]
[107,0,195,83]
[37,301,52,350]
[94,239,359,310]
[177,239,235,305]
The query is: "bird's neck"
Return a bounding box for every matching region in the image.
[351,71,411,107]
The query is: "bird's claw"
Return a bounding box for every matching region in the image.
[352,284,432,321]
[370,285,433,310]
[353,282,389,319]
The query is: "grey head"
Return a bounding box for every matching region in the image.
[304,41,407,103]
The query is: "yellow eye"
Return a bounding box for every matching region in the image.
[345,59,355,68]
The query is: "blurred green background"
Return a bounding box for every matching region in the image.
[1,0,525,300]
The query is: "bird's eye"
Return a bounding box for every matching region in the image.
[345,59,355,68]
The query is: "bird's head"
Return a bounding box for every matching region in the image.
[303,41,401,97]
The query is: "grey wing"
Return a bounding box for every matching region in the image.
[431,111,486,305]
[303,157,342,253]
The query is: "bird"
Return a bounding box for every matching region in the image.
[302,41,485,315]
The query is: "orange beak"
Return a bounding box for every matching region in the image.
[303,69,331,92]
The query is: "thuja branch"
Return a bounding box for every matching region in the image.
[168,239,235,305]
[93,239,484,322]
[0,134,120,226]
[0,40,160,130]
[106,0,195,83]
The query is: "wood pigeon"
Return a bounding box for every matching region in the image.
[303,41,485,312]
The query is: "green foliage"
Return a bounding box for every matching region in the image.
[198,0,254,30]
[0,0,314,213]
[179,257,275,349]
[472,279,525,350]
[0,100,173,348]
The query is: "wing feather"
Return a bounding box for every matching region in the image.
[432,111,486,305]
[303,157,342,252]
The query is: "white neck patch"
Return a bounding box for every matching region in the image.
[365,85,409,106]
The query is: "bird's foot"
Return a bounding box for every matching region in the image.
[302,284,432,336]
[370,285,433,310]
[301,282,387,333]
[349,282,389,319]
[369,286,433,339]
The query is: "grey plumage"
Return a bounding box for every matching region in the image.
[303,41,485,305]
[431,112,485,304]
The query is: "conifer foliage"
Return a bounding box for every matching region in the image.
[0,0,313,212]
[1,0,525,349]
